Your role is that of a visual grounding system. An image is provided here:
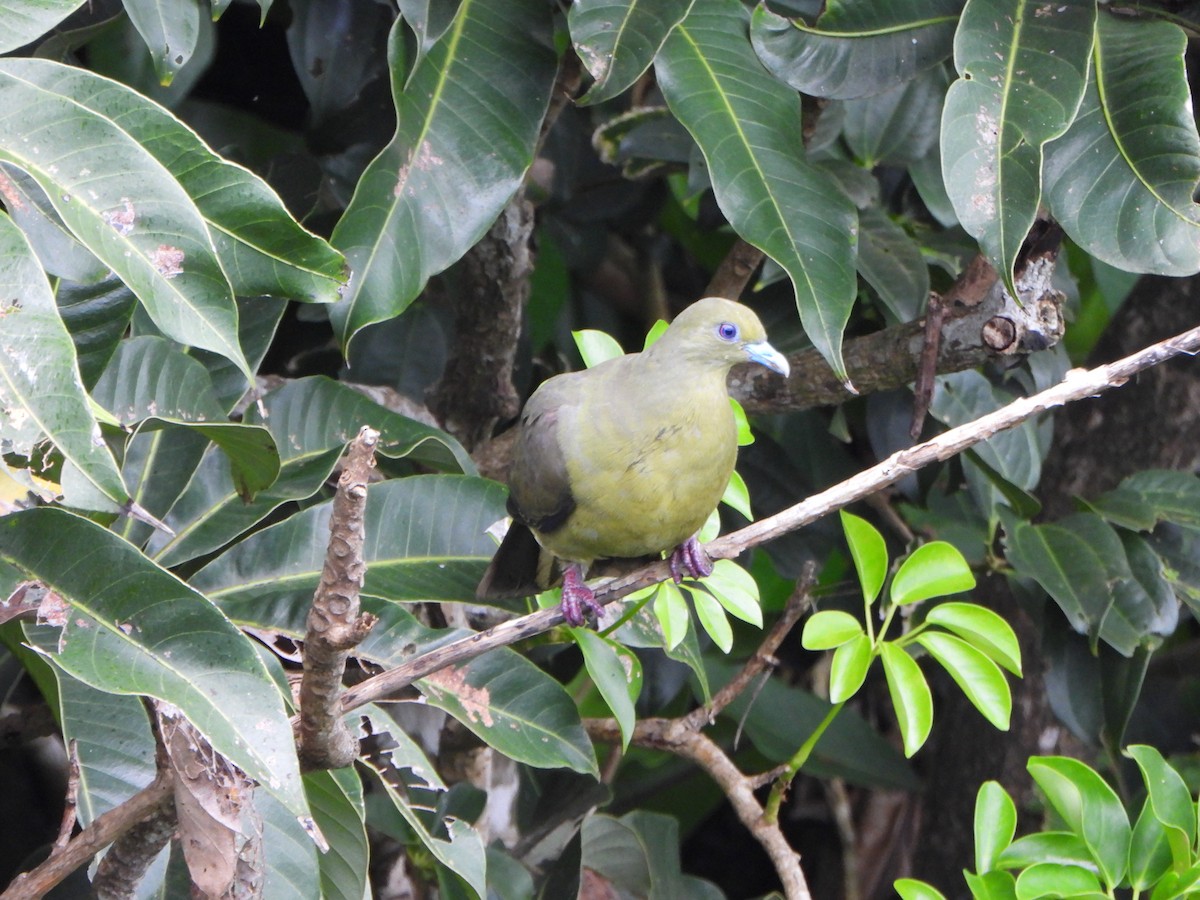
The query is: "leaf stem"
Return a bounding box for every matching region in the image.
[763,700,845,824]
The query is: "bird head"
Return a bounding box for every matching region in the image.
[655,297,790,378]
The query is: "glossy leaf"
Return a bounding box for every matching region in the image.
[0,210,129,506]
[419,651,599,776]
[703,559,762,626]
[880,642,933,757]
[56,274,138,388]
[841,510,888,605]
[750,0,960,100]
[802,609,863,650]
[916,631,1010,730]
[1043,15,1200,277]
[330,1,556,348]
[1126,744,1196,870]
[656,0,858,379]
[1128,799,1173,891]
[574,328,625,367]
[895,879,947,900]
[1027,755,1131,889]
[925,602,1022,676]
[975,781,1016,873]
[996,831,1094,871]
[688,584,733,652]
[149,376,470,566]
[653,581,690,651]
[192,475,508,623]
[1013,862,1102,898]
[0,59,250,378]
[941,0,1093,294]
[0,0,86,54]
[829,632,872,703]
[892,541,976,606]
[574,629,642,751]
[570,0,693,105]
[124,0,199,85]
[0,508,310,822]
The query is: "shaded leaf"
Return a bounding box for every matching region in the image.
[330,1,556,347]
[124,0,199,86]
[574,629,642,751]
[941,0,1093,294]
[1043,15,1200,277]
[656,0,858,379]
[843,66,945,167]
[570,0,693,105]
[306,769,369,900]
[750,0,960,100]
[856,205,930,324]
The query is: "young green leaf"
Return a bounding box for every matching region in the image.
[1128,800,1173,891]
[841,511,888,606]
[1013,862,1103,898]
[892,541,976,606]
[915,632,1011,731]
[574,329,625,367]
[722,468,753,519]
[688,585,733,653]
[1125,745,1196,870]
[704,559,762,627]
[802,610,864,650]
[963,870,1018,900]
[654,582,690,651]
[829,633,873,704]
[925,602,1022,676]
[996,832,1094,872]
[894,879,947,900]
[880,643,933,757]
[974,781,1017,874]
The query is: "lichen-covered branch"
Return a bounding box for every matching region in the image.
[298,426,380,770]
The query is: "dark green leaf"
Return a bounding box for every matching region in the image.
[330,1,556,347]
[56,274,137,388]
[942,0,1093,294]
[856,206,930,324]
[0,508,310,822]
[570,0,692,105]
[0,0,87,54]
[1119,470,1200,529]
[843,66,945,167]
[0,210,129,505]
[124,0,199,85]
[306,769,369,900]
[1044,15,1200,277]
[750,0,960,100]
[656,0,858,379]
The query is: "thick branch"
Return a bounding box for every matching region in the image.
[298,426,380,770]
[339,321,1200,711]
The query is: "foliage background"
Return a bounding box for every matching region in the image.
[2,0,1200,897]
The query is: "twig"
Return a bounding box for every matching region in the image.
[910,293,945,439]
[339,320,1200,712]
[0,776,174,900]
[298,426,380,770]
[53,739,80,851]
[586,717,811,900]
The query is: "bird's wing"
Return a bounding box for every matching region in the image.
[505,375,578,535]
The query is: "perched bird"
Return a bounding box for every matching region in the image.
[478,297,790,626]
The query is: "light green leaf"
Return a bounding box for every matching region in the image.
[895,879,948,900]
[892,541,975,606]
[570,0,693,105]
[1027,755,1131,889]
[721,468,753,519]
[974,781,1016,873]
[703,559,762,626]
[0,508,310,822]
[330,0,556,348]
[656,0,858,379]
[1128,800,1173,892]
[0,59,250,378]
[964,870,1019,899]
[1044,15,1200,276]
[916,631,1011,730]
[1126,745,1196,871]
[880,642,932,757]
[574,328,625,368]
[0,210,129,506]
[688,584,733,652]
[750,0,960,101]
[829,632,872,703]
[802,610,864,650]
[996,831,1093,871]
[841,511,888,606]
[654,581,690,651]
[925,601,1022,676]
[1014,863,1102,898]
[941,0,1094,295]
[574,629,642,751]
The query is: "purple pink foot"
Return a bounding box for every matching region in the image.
[560,564,604,627]
[669,536,713,583]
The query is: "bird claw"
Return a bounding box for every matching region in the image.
[560,565,603,628]
[669,537,713,583]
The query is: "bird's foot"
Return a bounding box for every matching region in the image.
[560,565,603,628]
[669,536,713,583]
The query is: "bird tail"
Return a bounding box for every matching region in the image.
[476,521,547,601]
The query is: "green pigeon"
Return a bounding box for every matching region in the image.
[478,297,790,626]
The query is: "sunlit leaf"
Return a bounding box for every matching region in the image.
[880,642,932,757]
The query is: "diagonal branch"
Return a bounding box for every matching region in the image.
[338,321,1200,712]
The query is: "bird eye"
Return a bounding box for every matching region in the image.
[717,322,739,342]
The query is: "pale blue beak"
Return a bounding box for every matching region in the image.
[745,340,790,378]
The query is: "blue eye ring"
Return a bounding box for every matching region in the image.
[716,322,739,342]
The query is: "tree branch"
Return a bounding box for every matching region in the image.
[338,320,1200,711]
